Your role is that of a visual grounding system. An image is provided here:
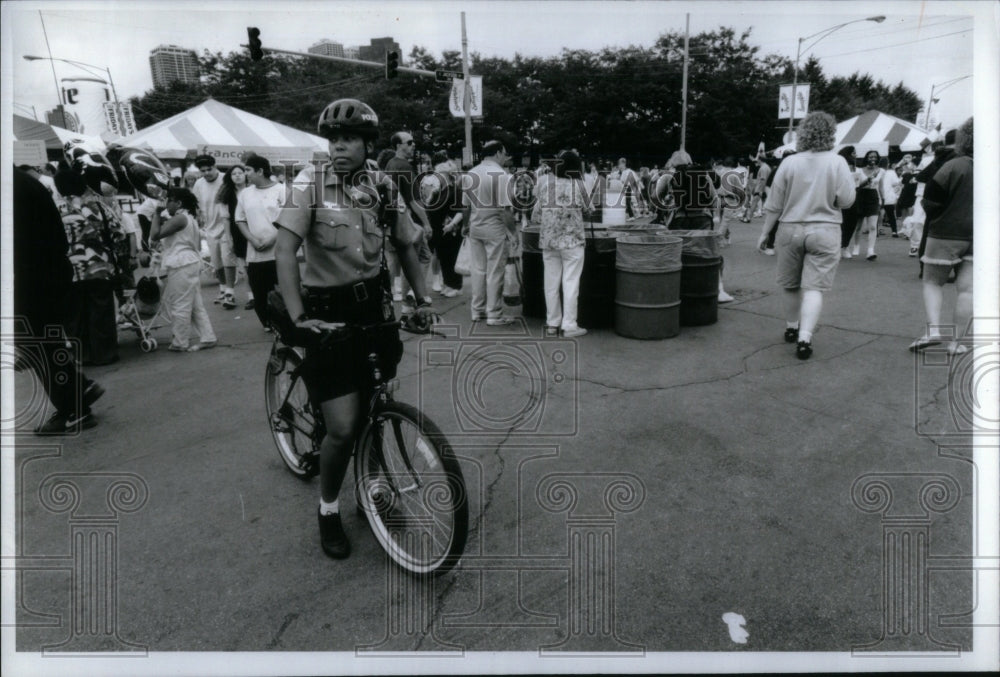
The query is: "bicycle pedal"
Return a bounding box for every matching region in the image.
[300,453,319,475]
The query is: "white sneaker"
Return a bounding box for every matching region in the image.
[718,291,735,304]
[851,246,860,256]
[440,287,461,298]
[764,248,775,256]
[562,327,588,338]
[842,249,852,259]
[432,275,443,293]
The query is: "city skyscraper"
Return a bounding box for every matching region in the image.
[359,37,401,63]
[308,39,345,58]
[149,45,200,89]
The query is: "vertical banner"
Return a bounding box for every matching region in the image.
[777,83,810,120]
[449,76,483,118]
[103,101,138,138]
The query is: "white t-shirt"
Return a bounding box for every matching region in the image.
[192,175,225,239]
[234,183,285,263]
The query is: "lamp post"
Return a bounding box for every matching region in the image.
[23,54,127,137]
[923,75,971,129]
[788,16,886,137]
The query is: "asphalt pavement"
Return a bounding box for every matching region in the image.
[10,213,977,662]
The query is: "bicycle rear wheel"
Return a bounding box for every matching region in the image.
[355,401,468,576]
[264,346,320,479]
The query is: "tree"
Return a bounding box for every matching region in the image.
[126,28,923,165]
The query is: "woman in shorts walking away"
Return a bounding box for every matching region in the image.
[909,117,973,355]
[758,111,856,360]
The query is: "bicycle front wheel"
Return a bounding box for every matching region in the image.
[264,346,319,479]
[355,401,468,576]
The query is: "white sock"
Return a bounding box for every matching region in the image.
[786,321,799,329]
[247,291,254,300]
[319,499,339,515]
[799,330,813,343]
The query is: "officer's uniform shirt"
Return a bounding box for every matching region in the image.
[278,170,416,289]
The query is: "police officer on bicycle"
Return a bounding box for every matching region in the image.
[275,99,434,559]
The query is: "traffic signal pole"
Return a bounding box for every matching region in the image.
[242,43,438,78]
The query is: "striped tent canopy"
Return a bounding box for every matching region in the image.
[13,114,106,152]
[836,110,932,153]
[112,98,328,161]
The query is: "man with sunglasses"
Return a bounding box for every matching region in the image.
[384,132,433,317]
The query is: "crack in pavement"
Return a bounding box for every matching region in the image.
[414,417,523,652]
[577,334,883,394]
[916,381,952,439]
[265,612,299,649]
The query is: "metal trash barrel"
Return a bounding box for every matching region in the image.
[614,234,683,339]
[578,231,618,329]
[520,226,545,319]
[680,254,721,326]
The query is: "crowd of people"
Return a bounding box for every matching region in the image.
[13,96,974,557]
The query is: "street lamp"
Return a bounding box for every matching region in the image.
[23,54,127,137]
[788,16,886,137]
[923,75,971,129]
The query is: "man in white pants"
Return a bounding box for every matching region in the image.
[191,155,238,309]
[461,140,517,326]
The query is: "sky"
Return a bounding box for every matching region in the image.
[3,0,984,134]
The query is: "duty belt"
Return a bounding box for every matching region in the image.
[305,276,382,308]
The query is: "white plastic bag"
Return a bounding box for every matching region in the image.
[454,238,472,276]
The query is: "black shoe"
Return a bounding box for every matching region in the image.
[35,411,96,435]
[317,509,351,559]
[83,381,105,408]
[244,299,255,310]
[796,341,813,360]
[783,327,799,343]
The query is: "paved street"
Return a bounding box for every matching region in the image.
[11,216,976,657]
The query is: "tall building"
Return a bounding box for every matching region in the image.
[308,39,345,58]
[359,37,401,63]
[344,46,361,60]
[149,45,200,89]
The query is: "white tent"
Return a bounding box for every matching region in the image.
[836,110,932,153]
[771,110,932,158]
[13,114,106,152]
[112,98,329,164]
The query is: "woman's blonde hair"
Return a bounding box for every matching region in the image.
[955,117,973,157]
[795,111,838,152]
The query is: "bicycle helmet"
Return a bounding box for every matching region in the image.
[317,99,379,141]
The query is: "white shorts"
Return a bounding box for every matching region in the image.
[205,233,237,269]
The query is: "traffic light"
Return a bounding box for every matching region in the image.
[385,51,399,79]
[247,27,263,61]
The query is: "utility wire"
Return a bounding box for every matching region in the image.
[815,29,972,59]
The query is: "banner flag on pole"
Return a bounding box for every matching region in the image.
[449,76,483,118]
[778,84,810,120]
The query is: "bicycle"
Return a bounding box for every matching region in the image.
[263,320,468,576]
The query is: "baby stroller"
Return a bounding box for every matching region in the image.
[117,250,170,352]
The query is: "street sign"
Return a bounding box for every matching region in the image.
[436,69,464,83]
